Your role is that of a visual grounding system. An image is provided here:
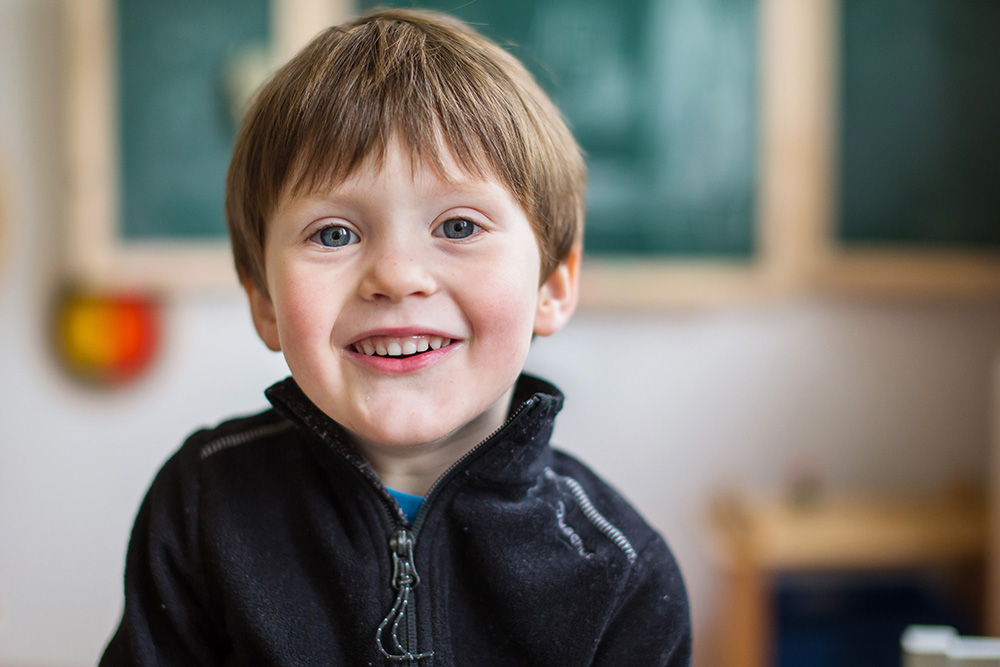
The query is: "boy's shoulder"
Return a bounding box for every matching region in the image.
[161,407,302,486]
[543,447,667,555]
[148,406,330,529]
[184,408,296,461]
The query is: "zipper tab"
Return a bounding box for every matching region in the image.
[377,529,433,663]
[390,529,420,589]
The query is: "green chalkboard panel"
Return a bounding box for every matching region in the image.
[360,0,758,258]
[117,0,270,240]
[839,0,1000,248]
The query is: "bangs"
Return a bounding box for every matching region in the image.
[278,16,531,203]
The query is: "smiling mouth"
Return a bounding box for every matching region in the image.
[351,335,453,358]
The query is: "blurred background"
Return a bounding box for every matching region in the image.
[1,0,998,665]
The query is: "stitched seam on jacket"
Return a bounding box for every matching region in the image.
[544,467,638,563]
[199,421,294,460]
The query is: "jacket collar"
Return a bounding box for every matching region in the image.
[264,373,565,489]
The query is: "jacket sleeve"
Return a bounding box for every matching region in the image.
[100,445,228,666]
[592,535,692,666]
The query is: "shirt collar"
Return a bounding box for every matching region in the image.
[264,373,564,488]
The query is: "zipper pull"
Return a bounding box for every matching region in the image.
[377,529,433,662]
[390,529,420,589]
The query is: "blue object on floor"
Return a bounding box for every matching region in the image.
[774,571,975,667]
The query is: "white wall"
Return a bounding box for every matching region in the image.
[2,1,999,664]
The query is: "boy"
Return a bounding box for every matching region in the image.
[102,8,690,666]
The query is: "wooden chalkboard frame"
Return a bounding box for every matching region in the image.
[64,0,824,307]
[64,0,348,292]
[803,0,1000,298]
[0,154,6,284]
[579,0,825,309]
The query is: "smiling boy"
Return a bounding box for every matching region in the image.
[102,8,690,666]
[248,142,568,496]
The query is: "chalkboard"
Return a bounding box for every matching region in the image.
[360,0,759,258]
[839,0,1000,248]
[117,0,271,240]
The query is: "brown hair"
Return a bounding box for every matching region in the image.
[226,7,586,294]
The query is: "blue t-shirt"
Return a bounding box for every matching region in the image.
[387,487,424,523]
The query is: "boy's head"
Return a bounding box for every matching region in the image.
[224,8,585,458]
[226,7,586,296]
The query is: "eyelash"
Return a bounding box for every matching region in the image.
[308,217,483,248]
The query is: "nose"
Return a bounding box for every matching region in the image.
[358,240,438,302]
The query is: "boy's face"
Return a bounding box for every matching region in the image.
[245,139,578,451]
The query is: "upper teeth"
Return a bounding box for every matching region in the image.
[354,335,451,357]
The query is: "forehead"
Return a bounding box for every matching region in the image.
[282,134,512,208]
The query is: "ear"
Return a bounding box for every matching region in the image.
[533,245,581,337]
[242,277,282,352]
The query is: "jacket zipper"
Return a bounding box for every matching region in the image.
[371,395,538,663]
[412,396,536,531]
[377,528,432,663]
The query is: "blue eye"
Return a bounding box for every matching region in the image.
[314,225,358,248]
[437,218,479,239]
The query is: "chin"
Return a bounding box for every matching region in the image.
[355,421,461,450]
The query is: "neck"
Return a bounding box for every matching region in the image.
[352,387,514,496]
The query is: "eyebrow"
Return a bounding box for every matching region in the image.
[274,180,517,229]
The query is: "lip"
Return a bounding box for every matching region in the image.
[344,328,461,375]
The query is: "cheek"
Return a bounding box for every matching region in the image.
[271,271,334,349]
[469,262,540,358]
